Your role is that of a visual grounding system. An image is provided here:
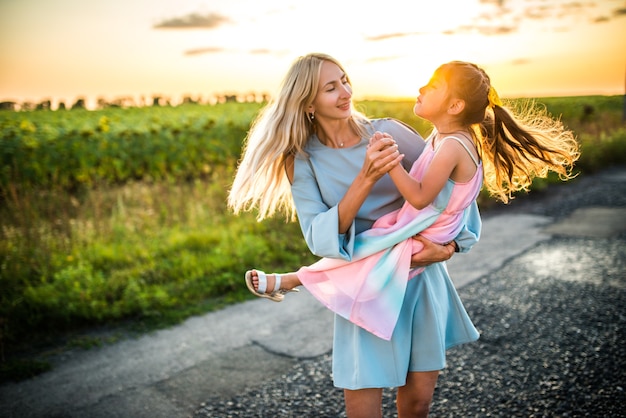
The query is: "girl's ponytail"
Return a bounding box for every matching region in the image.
[437,61,580,203]
[480,98,579,203]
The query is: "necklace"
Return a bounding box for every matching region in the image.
[318,132,345,148]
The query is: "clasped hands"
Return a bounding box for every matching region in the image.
[363,131,403,181]
[366,131,454,267]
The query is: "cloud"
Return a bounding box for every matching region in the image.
[366,0,608,41]
[590,5,626,23]
[184,47,225,56]
[183,47,284,57]
[154,12,231,29]
[365,32,424,41]
[444,24,516,36]
[478,25,516,35]
[592,15,610,23]
[518,0,602,23]
[511,58,531,65]
[523,5,552,20]
[479,0,505,6]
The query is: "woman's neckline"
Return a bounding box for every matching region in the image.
[314,132,362,149]
[315,126,362,149]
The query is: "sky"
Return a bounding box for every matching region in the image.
[1,0,625,109]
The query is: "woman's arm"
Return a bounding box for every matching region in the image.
[409,200,482,266]
[410,236,457,266]
[290,119,425,260]
[289,138,402,259]
[337,137,402,233]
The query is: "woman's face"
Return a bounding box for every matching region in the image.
[413,71,451,122]
[310,60,353,121]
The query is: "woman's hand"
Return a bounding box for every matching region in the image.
[362,132,403,183]
[410,235,455,267]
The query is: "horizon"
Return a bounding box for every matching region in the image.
[2,91,624,113]
[1,0,625,109]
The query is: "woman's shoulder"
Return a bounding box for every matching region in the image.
[372,117,421,136]
[372,118,422,138]
[371,118,423,143]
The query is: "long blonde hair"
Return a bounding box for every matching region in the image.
[438,61,580,203]
[228,53,370,220]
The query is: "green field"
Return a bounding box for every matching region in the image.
[1,96,625,381]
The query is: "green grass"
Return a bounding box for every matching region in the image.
[1,96,624,382]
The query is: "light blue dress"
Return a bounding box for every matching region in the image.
[291,118,481,389]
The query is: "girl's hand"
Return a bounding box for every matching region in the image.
[363,133,403,182]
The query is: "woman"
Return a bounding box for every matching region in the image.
[228,53,481,418]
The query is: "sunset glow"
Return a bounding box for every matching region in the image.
[1,0,625,109]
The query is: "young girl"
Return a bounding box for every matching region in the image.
[244,60,580,342]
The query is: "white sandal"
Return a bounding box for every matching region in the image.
[244,270,299,302]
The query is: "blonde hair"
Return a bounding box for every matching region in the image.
[228,53,371,220]
[437,61,580,203]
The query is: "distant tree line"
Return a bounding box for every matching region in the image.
[0,92,271,111]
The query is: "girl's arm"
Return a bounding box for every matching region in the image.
[389,139,462,209]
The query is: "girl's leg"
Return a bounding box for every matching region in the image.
[344,388,383,418]
[248,270,301,293]
[396,371,439,418]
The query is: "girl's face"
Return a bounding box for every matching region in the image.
[413,71,451,122]
[310,60,353,121]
